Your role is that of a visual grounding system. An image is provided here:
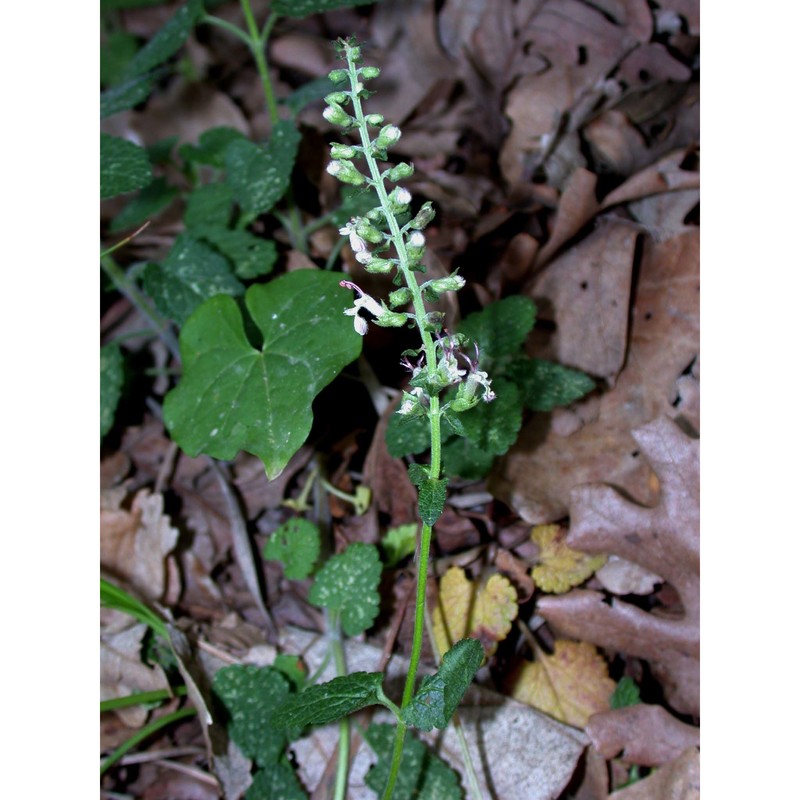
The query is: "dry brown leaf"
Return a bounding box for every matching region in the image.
[432,567,518,657]
[586,703,700,767]
[531,524,607,594]
[611,747,699,800]
[100,488,180,603]
[509,640,616,729]
[494,225,699,523]
[538,416,699,716]
[494,547,536,603]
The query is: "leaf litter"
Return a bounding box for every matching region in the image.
[101,1,699,797]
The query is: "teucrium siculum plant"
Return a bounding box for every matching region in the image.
[324,38,495,798]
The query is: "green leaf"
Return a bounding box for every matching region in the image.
[508,356,595,411]
[183,183,234,229]
[402,638,483,732]
[441,436,496,480]
[407,465,447,527]
[272,0,378,18]
[458,296,537,362]
[246,763,306,800]
[102,0,168,8]
[163,270,362,479]
[365,723,463,800]
[385,412,430,458]
[199,227,278,280]
[272,654,308,692]
[457,378,522,456]
[122,0,205,80]
[179,127,248,169]
[272,672,384,729]
[101,31,140,88]
[101,343,125,439]
[382,523,418,568]
[101,72,157,118]
[262,518,321,580]
[213,665,291,767]
[610,676,641,710]
[224,121,301,216]
[308,543,381,636]
[330,185,379,229]
[109,178,179,233]
[101,133,152,199]
[141,233,244,326]
[280,75,334,116]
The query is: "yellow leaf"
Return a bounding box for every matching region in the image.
[433,567,518,658]
[531,524,606,594]
[509,640,615,728]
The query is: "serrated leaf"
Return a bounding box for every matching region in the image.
[199,227,278,280]
[272,672,383,729]
[509,640,616,728]
[101,72,156,117]
[213,664,291,767]
[225,121,301,216]
[385,412,430,458]
[122,0,205,79]
[364,723,463,800]
[610,676,641,710]
[531,524,607,594]
[101,133,152,199]
[458,296,536,362]
[433,568,518,658]
[101,343,125,439]
[441,435,495,480]
[183,183,234,229]
[308,543,381,635]
[403,638,483,731]
[457,378,522,456]
[109,178,178,233]
[262,518,320,580]
[246,763,306,800]
[163,270,362,479]
[382,523,418,568]
[179,127,249,169]
[272,0,378,18]
[508,356,596,411]
[141,233,244,326]
[407,464,447,527]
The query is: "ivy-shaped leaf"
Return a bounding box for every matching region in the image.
[199,226,278,280]
[407,464,447,527]
[100,133,152,199]
[262,518,321,580]
[101,343,125,439]
[213,664,292,767]
[121,0,205,80]
[272,672,384,729]
[308,542,381,635]
[272,0,378,18]
[381,523,418,568]
[507,357,596,412]
[225,121,301,217]
[458,296,537,363]
[141,233,244,326]
[531,524,607,594]
[365,723,463,800]
[402,638,483,732]
[163,270,362,479]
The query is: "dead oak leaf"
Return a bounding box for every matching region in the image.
[611,747,700,800]
[537,416,699,716]
[433,567,518,658]
[531,523,607,594]
[509,640,615,729]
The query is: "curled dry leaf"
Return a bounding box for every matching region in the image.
[586,703,700,767]
[100,487,180,603]
[531,523,607,594]
[611,747,700,800]
[509,640,616,729]
[537,416,699,716]
[495,226,699,523]
[432,566,519,658]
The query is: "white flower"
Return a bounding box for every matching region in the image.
[338,219,368,254]
[340,279,386,336]
[395,187,412,205]
[408,231,425,247]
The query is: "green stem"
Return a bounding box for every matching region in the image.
[100,686,187,713]
[239,1,279,124]
[329,611,350,800]
[100,706,197,776]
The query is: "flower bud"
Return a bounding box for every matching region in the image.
[388,287,413,307]
[373,124,401,150]
[326,159,365,186]
[365,113,385,127]
[373,306,409,329]
[387,162,414,181]
[325,91,349,105]
[409,201,435,229]
[355,219,385,244]
[330,142,358,160]
[387,186,412,213]
[328,68,348,85]
[366,207,386,224]
[348,45,362,62]
[323,102,353,127]
[359,65,381,80]
[423,273,465,296]
[405,230,426,265]
[362,257,394,274]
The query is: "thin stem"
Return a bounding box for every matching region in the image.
[329,610,350,800]
[100,686,187,713]
[240,1,279,124]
